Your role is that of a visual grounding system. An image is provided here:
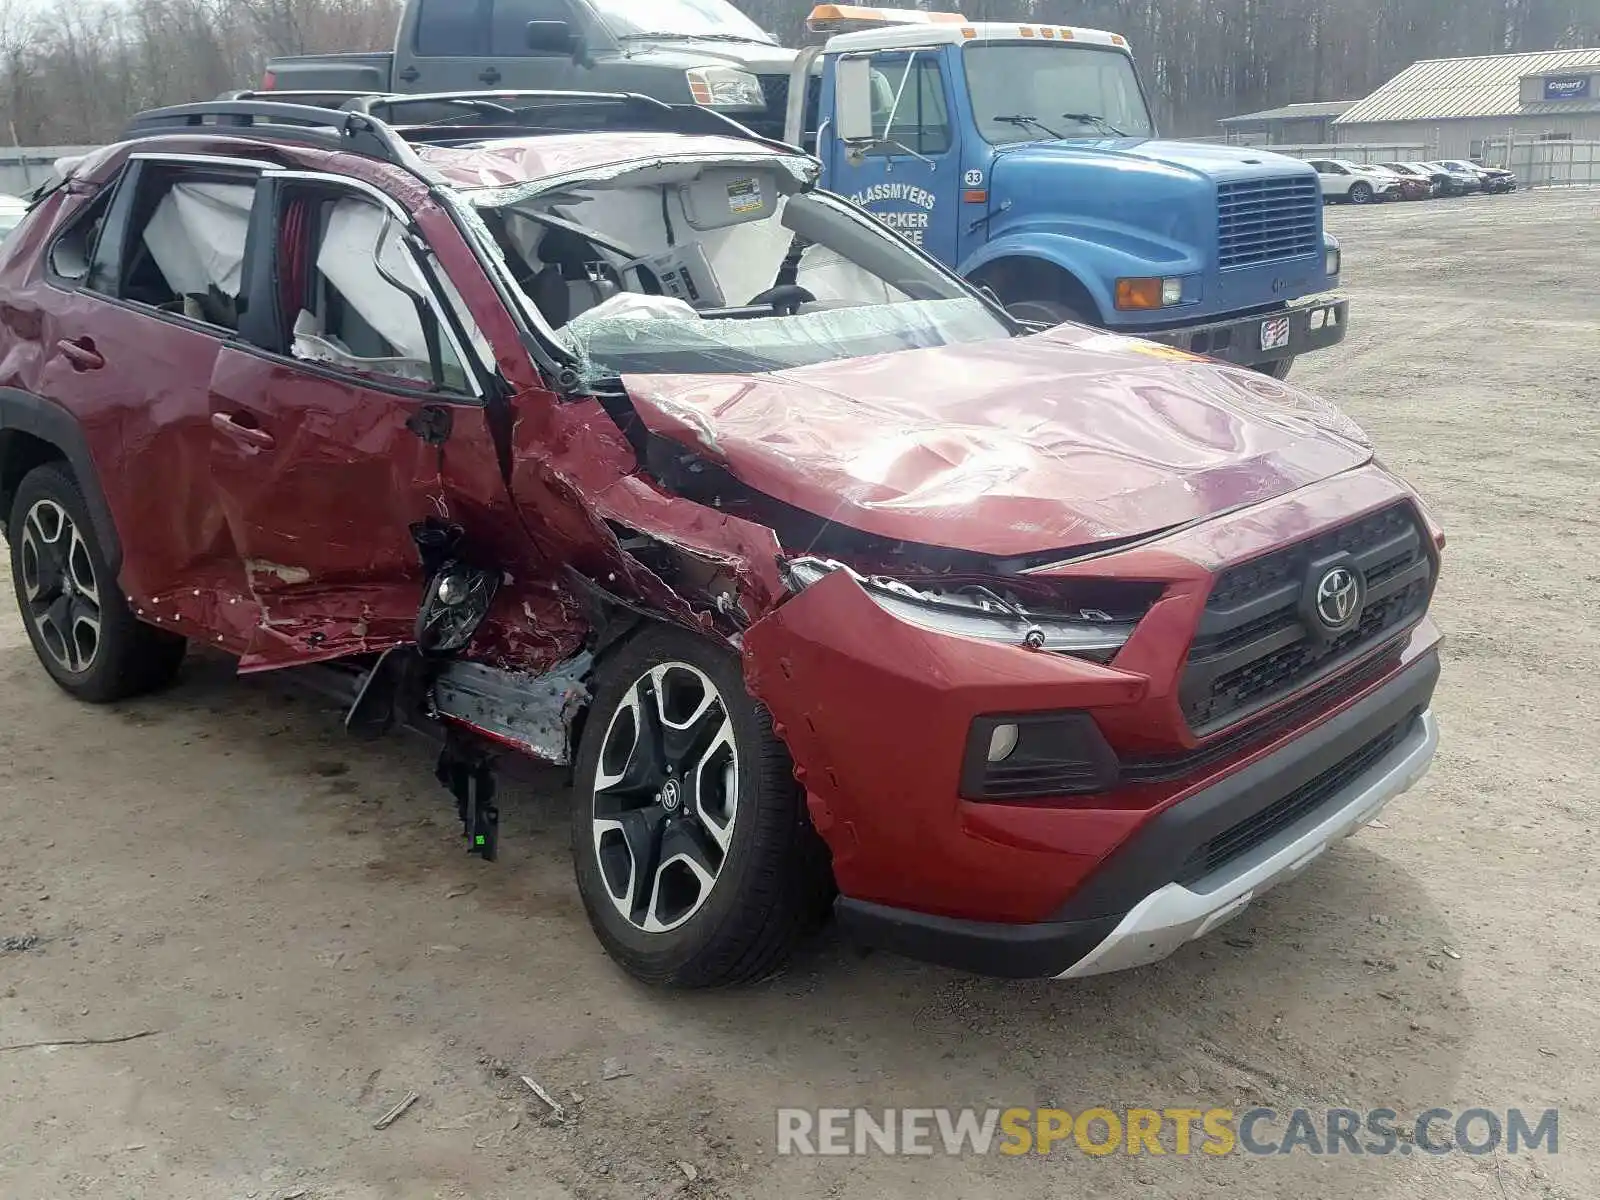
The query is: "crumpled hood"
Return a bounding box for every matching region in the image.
[620,328,1372,559]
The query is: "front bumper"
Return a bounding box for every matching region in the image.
[834,649,1440,979]
[1143,295,1348,369]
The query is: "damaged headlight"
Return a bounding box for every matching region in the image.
[786,559,1138,663]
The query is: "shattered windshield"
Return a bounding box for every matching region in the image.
[464,158,1013,380]
[964,44,1154,144]
[595,0,775,43]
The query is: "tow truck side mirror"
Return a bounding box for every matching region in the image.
[834,56,877,145]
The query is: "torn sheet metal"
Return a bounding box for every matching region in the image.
[432,652,594,764]
[421,139,817,204]
[621,327,1375,559]
[507,392,787,629]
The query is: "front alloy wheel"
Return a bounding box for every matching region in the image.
[591,662,739,933]
[571,626,833,987]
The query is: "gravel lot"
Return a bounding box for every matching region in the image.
[2,188,1597,1200]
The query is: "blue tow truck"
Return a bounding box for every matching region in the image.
[787,6,1347,377]
[258,0,1346,376]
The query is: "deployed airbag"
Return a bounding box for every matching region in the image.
[315,199,431,361]
[142,181,254,297]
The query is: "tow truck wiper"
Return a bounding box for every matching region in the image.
[1061,112,1131,138]
[993,113,1064,139]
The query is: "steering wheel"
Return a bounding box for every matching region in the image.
[747,285,816,317]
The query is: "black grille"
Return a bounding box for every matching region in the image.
[1176,713,1418,884]
[1181,504,1434,734]
[1217,176,1322,269]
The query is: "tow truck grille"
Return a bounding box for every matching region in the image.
[1180,504,1434,734]
[1217,177,1322,269]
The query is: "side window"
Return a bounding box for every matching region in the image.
[869,53,953,156]
[279,187,475,395]
[415,0,487,56]
[492,0,577,54]
[48,191,113,284]
[80,164,257,331]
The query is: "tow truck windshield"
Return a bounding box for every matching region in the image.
[965,43,1154,144]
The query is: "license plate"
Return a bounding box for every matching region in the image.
[1260,316,1292,352]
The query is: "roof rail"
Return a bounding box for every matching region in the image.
[341,90,798,150]
[123,100,413,166]
[122,90,800,173]
[340,89,674,119]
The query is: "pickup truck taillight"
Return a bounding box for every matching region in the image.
[261,70,277,90]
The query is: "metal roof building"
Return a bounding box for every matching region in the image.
[1217,101,1356,145]
[1334,47,1600,158]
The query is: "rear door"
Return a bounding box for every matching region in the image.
[24,154,271,648]
[210,172,512,671]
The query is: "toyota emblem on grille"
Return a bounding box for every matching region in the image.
[1315,567,1362,629]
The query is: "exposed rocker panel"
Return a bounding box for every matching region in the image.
[432,653,594,765]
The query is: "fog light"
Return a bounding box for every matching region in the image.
[961,713,1121,801]
[1161,277,1183,306]
[987,723,1020,763]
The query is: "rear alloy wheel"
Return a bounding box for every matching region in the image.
[1348,182,1374,205]
[19,497,103,676]
[8,463,185,702]
[572,627,832,987]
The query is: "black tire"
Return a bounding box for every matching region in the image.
[8,462,185,702]
[571,625,833,987]
[1348,182,1374,205]
[1255,358,1295,381]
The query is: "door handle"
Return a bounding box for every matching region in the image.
[398,64,421,84]
[478,66,502,86]
[211,411,276,451]
[56,337,104,371]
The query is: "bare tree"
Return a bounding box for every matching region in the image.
[0,0,1591,144]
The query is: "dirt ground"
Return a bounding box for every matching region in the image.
[2,188,1597,1200]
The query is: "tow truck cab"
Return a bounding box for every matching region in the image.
[793,6,1348,375]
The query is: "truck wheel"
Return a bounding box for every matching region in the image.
[1256,358,1295,381]
[571,625,833,987]
[8,463,185,702]
[1348,182,1374,205]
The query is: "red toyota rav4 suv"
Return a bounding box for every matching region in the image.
[0,94,1442,987]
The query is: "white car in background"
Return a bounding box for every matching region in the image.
[0,194,28,240]
[1306,159,1404,205]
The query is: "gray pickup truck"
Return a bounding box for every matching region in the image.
[260,0,802,139]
